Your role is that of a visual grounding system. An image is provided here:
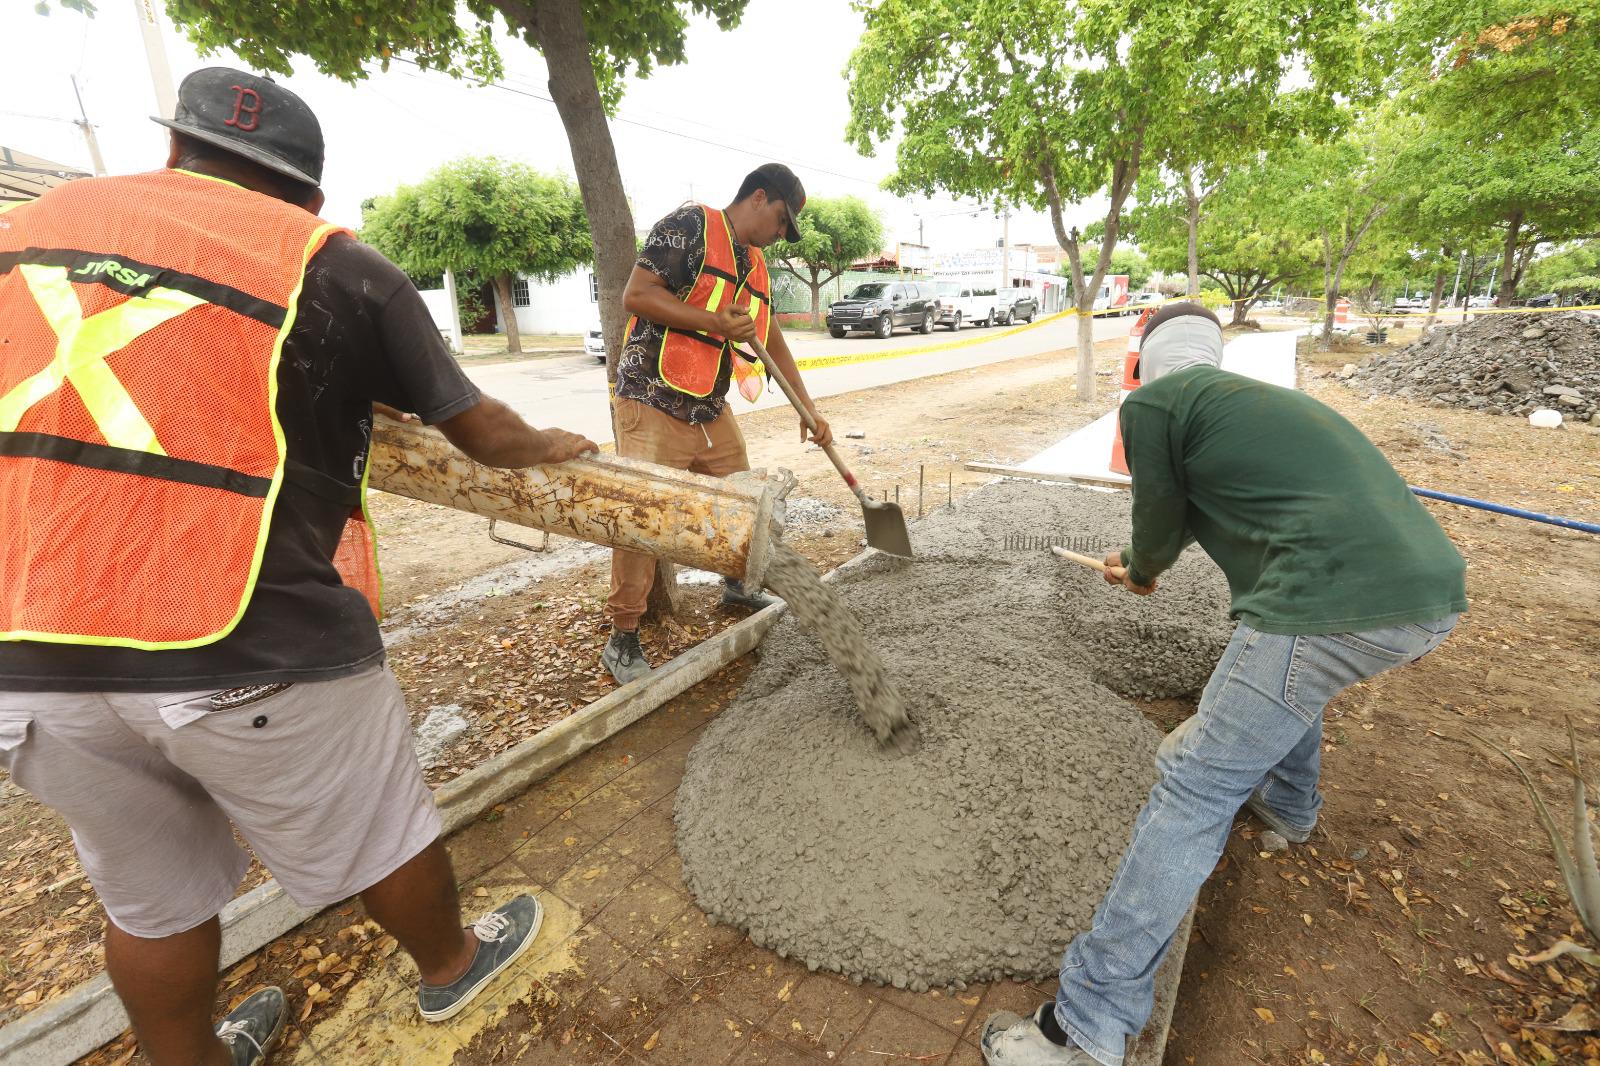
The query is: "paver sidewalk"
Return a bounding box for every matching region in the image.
[267,676,1062,1066]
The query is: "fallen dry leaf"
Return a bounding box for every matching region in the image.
[1254,1007,1277,1023]
[1531,1002,1600,1032]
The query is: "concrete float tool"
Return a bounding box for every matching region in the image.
[745,336,914,559]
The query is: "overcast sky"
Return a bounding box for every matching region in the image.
[4,1,1105,255]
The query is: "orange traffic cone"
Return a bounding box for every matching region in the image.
[1109,307,1154,475]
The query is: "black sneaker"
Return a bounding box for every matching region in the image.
[601,628,652,684]
[721,578,779,612]
[1244,792,1314,844]
[418,894,544,1022]
[216,986,286,1066]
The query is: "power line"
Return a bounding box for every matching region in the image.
[392,57,890,190]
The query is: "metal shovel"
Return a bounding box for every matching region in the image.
[745,337,913,558]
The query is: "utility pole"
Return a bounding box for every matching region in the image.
[1449,249,1466,307]
[1000,209,1010,289]
[69,75,107,177]
[133,0,178,121]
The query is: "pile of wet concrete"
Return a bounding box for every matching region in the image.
[1345,312,1600,425]
[674,479,1233,989]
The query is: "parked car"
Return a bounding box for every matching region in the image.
[826,280,938,338]
[933,282,1003,330]
[1467,295,1496,308]
[1525,292,1559,308]
[585,323,606,363]
[1127,291,1163,313]
[994,286,1039,325]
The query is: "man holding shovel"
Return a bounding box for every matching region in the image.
[981,303,1467,1066]
[602,164,832,684]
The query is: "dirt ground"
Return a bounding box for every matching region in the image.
[5,323,1600,1065]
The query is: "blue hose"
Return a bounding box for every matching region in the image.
[1409,486,1600,535]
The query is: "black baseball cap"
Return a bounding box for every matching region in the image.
[747,162,806,242]
[153,67,324,188]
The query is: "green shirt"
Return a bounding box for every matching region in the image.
[1117,366,1467,634]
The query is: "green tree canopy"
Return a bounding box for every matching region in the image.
[1129,156,1321,324]
[1266,122,1408,342]
[1527,242,1600,295]
[363,157,591,354]
[844,0,1370,398]
[1389,2,1597,145]
[769,196,885,328]
[1409,122,1600,305]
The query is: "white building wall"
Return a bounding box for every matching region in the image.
[495,266,601,335]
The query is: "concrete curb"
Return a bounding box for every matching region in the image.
[0,593,799,1066]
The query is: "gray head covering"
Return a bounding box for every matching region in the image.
[1136,303,1223,383]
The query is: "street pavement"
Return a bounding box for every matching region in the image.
[464,311,1133,446]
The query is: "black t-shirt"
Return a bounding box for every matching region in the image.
[0,235,481,691]
[614,204,756,425]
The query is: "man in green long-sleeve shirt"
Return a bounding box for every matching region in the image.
[981,304,1466,1066]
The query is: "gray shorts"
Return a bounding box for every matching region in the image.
[0,664,441,938]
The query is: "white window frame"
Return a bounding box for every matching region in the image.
[512,279,531,307]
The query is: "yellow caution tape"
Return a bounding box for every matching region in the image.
[762,303,1145,376]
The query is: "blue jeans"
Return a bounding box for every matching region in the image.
[1055,615,1458,1066]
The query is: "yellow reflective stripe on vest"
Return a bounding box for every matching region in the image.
[706,276,728,313]
[0,264,206,453]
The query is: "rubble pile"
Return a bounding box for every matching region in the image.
[1345,312,1600,425]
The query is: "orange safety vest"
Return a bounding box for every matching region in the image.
[634,205,770,402]
[0,168,381,650]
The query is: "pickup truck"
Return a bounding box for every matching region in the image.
[933,282,1002,330]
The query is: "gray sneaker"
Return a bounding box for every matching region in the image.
[1244,792,1314,843]
[980,1005,1100,1065]
[216,986,286,1066]
[721,579,779,612]
[417,894,544,1022]
[601,629,651,685]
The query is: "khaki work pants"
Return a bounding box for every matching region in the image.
[606,397,750,630]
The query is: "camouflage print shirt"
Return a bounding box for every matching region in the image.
[615,204,754,425]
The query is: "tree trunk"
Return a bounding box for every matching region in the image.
[493,273,523,354]
[1320,236,1338,349]
[642,560,680,623]
[509,0,636,388]
[1230,298,1250,327]
[1074,302,1095,399]
[810,272,823,329]
[1040,135,1143,402]
[1184,172,1202,298]
[1497,210,1524,308]
[502,0,661,615]
[1462,254,1478,322]
[1425,264,1447,330]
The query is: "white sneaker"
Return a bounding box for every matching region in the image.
[980,1005,1102,1065]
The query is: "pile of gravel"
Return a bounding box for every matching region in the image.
[675,479,1232,989]
[1345,312,1600,424]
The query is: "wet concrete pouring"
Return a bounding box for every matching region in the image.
[677,478,1233,992]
